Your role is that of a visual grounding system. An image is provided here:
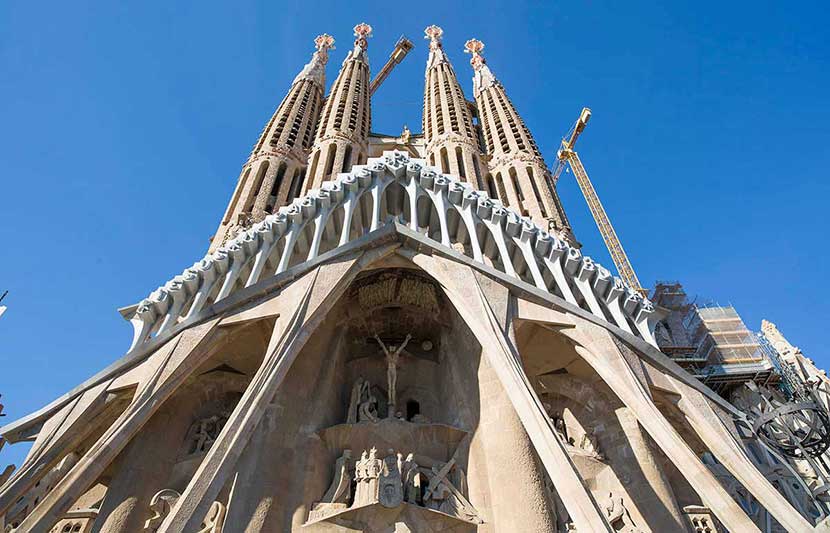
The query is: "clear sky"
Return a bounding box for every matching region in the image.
[1,1,828,468]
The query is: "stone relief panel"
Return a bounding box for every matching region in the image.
[184,411,230,456]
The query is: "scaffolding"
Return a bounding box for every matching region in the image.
[683,304,765,365]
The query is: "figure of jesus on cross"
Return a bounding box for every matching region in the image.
[374,333,411,414]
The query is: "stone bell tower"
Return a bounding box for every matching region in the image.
[422,25,484,190]
[303,23,373,192]
[464,39,574,242]
[209,34,334,252]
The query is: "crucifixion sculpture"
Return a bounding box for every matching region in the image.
[374,333,412,413]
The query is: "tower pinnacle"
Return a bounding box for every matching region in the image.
[293,34,335,87]
[463,39,497,96]
[424,25,448,70]
[350,22,373,62]
[353,22,373,49]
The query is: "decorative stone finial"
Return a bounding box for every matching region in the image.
[314,33,335,59]
[464,39,486,70]
[465,38,496,95]
[353,22,373,49]
[424,25,443,50]
[294,34,335,87]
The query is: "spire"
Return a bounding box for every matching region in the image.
[421,25,484,188]
[424,24,448,71]
[464,38,497,96]
[293,33,335,87]
[208,34,333,252]
[465,37,573,240]
[302,22,373,192]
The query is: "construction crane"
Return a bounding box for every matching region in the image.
[369,36,414,95]
[552,108,648,297]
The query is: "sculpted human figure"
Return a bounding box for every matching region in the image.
[194,417,214,453]
[347,377,365,423]
[354,450,369,506]
[358,447,381,505]
[357,381,379,423]
[379,448,404,508]
[322,449,353,504]
[374,333,412,411]
[402,453,422,504]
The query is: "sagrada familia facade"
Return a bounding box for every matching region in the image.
[2,23,830,533]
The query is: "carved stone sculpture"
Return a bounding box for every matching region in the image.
[196,501,226,533]
[144,489,181,532]
[321,449,353,504]
[308,447,483,525]
[357,381,379,423]
[347,378,364,423]
[605,492,639,532]
[402,453,422,504]
[375,333,412,413]
[354,447,382,506]
[378,449,404,508]
[186,411,230,455]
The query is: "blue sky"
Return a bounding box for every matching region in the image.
[1,1,828,468]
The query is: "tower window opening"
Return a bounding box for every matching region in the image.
[472,155,482,183]
[308,151,321,188]
[245,160,270,212]
[343,145,353,173]
[440,147,450,174]
[270,162,288,198]
[496,173,509,207]
[509,167,527,215]
[485,174,497,199]
[526,166,547,217]
[288,168,304,201]
[323,144,337,181]
[455,147,466,180]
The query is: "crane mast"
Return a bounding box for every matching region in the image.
[555,108,647,296]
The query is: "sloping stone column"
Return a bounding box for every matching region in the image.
[563,326,781,532]
[668,373,825,532]
[15,319,224,532]
[158,245,397,532]
[406,250,613,533]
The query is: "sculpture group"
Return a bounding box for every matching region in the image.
[309,447,482,524]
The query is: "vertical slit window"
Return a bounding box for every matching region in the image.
[342,145,353,173]
[526,167,547,217]
[245,161,270,212]
[440,147,450,174]
[323,144,337,181]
